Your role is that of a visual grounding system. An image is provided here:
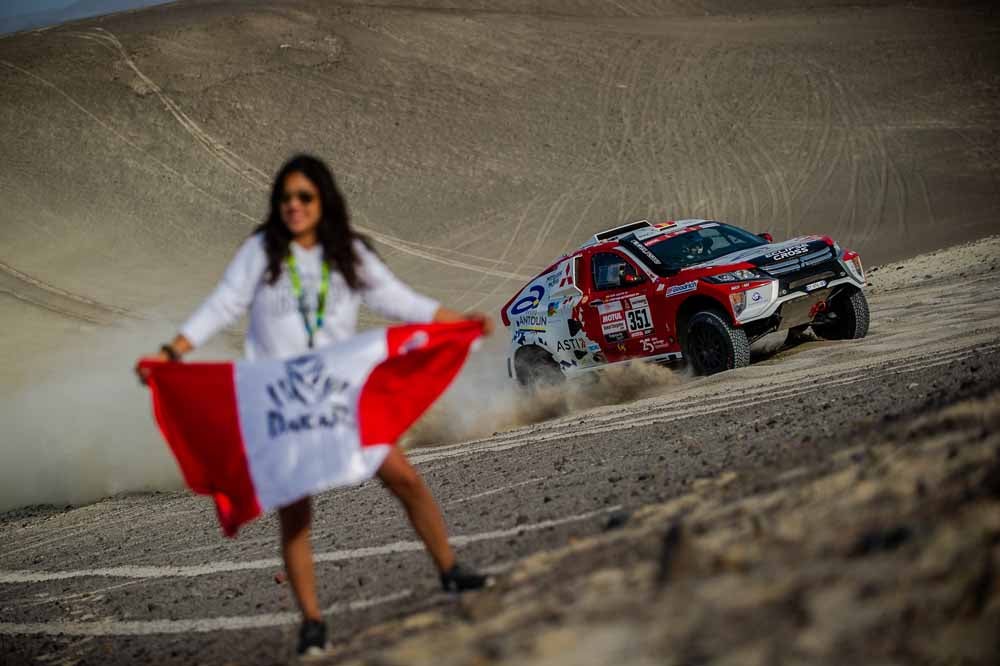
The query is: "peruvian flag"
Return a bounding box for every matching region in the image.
[140,321,481,536]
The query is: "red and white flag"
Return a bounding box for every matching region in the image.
[140,321,481,536]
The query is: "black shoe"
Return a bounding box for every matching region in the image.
[440,562,493,592]
[297,619,329,660]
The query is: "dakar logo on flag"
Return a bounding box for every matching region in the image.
[265,355,352,439]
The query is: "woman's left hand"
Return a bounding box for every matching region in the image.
[434,307,495,336]
[463,311,495,336]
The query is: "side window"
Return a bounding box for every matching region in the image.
[591,252,642,291]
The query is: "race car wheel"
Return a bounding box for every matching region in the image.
[684,310,751,376]
[813,288,870,340]
[514,346,564,389]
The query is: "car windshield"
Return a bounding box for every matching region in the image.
[637,223,767,271]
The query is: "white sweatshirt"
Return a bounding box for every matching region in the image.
[180,234,440,360]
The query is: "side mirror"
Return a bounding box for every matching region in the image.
[758,232,774,243]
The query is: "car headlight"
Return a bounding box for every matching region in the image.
[706,269,764,283]
[847,255,865,282]
[730,291,747,316]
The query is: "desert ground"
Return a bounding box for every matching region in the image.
[1,1,998,664]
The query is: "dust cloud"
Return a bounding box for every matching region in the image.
[0,321,679,511]
[403,335,686,449]
[0,320,214,513]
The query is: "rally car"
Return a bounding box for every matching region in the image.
[500,219,869,385]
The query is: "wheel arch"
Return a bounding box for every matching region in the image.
[675,293,734,342]
[512,344,562,385]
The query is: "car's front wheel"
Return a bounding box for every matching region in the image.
[683,310,751,376]
[813,288,870,340]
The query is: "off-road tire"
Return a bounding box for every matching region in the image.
[813,288,870,340]
[683,310,751,376]
[514,346,564,388]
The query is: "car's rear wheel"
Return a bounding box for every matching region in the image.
[813,288,870,340]
[514,346,564,389]
[683,310,751,376]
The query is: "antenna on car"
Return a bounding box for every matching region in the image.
[592,219,653,242]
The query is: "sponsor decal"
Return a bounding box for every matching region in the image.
[556,338,587,352]
[665,280,698,297]
[656,283,665,292]
[547,300,560,317]
[766,244,809,262]
[629,295,648,309]
[546,274,559,288]
[597,300,623,315]
[641,338,669,353]
[587,342,601,352]
[558,262,574,288]
[751,291,762,302]
[627,239,663,265]
[601,311,624,324]
[602,319,627,335]
[606,331,628,344]
[514,313,547,330]
[510,285,545,315]
[643,235,669,247]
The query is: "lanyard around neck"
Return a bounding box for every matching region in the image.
[285,254,330,349]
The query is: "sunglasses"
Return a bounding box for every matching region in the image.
[280,190,316,205]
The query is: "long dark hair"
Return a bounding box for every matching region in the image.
[255,154,366,289]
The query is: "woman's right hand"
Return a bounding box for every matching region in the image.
[135,337,191,385]
[135,350,172,385]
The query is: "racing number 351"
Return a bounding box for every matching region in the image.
[626,307,652,332]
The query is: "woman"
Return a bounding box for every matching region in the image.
[136,154,494,658]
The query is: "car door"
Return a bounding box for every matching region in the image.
[580,249,659,363]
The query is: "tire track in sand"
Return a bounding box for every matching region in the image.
[72,29,531,282]
[0,261,138,326]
